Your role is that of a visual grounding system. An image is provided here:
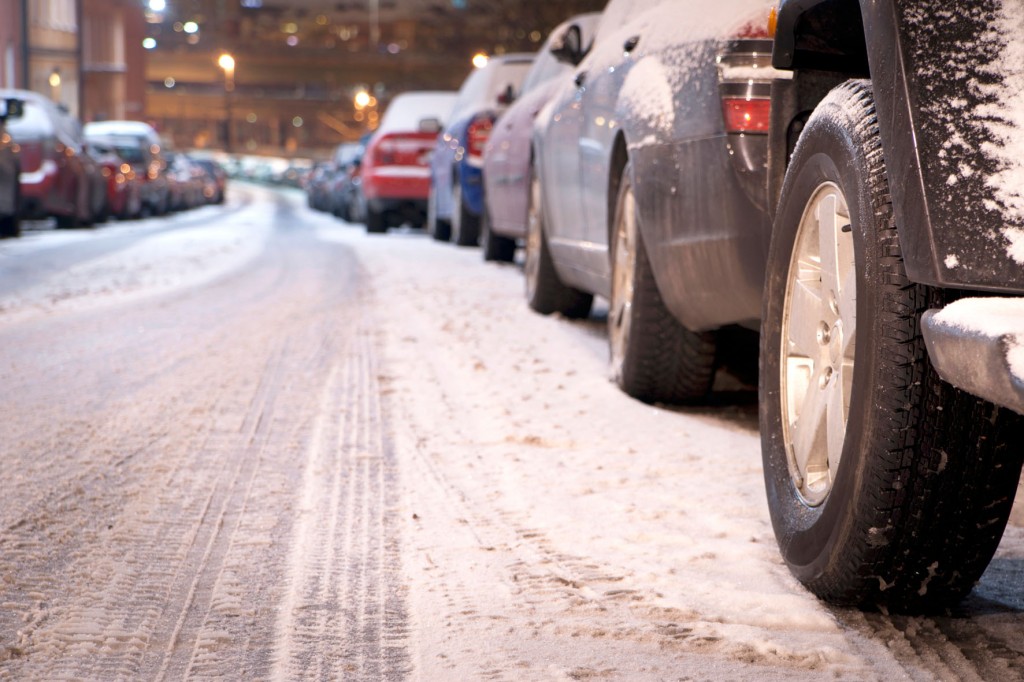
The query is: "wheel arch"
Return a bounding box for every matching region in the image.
[776,0,1024,293]
[605,132,629,250]
[770,0,958,291]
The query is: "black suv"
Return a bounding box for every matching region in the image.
[761,0,1024,610]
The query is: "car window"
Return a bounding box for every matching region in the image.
[452,67,489,114]
[521,48,565,93]
[484,59,533,105]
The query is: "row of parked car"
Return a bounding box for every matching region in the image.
[0,90,227,239]
[313,0,1024,613]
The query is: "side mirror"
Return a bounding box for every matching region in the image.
[418,117,442,134]
[550,24,584,66]
[497,84,516,106]
[0,98,24,121]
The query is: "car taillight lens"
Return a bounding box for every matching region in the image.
[721,98,771,133]
[376,139,396,165]
[466,116,493,159]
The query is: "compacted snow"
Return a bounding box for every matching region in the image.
[2,184,1024,680]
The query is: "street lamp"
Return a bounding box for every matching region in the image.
[218,53,235,152]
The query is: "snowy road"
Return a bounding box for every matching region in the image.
[2,183,1024,680]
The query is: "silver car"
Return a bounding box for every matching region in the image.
[528,0,777,403]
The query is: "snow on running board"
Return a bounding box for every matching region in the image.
[922,297,1024,414]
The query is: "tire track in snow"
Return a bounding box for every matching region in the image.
[149,341,291,681]
[271,322,410,680]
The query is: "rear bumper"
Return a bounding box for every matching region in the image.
[921,298,1024,415]
[19,161,63,217]
[363,166,430,201]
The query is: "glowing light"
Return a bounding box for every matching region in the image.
[164,77,176,88]
[142,37,157,49]
[354,90,371,109]
[472,52,489,69]
[148,0,166,11]
[183,21,199,34]
[286,35,299,46]
[217,53,235,72]
[292,116,303,127]
[48,70,61,87]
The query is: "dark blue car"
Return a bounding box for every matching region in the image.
[427,53,533,246]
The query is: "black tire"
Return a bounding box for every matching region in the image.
[481,206,516,262]
[426,185,450,242]
[55,213,79,229]
[366,207,387,234]
[760,79,1024,611]
[0,181,20,238]
[524,170,592,318]
[451,180,480,247]
[609,162,716,404]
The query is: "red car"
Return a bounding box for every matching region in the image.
[1,89,105,228]
[86,139,142,220]
[359,91,456,233]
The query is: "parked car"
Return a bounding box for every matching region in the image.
[0,96,23,238]
[359,91,457,233]
[327,140,365,221]
[85,139,142,220]
[527,0,773,400]
[305,162,334,211]
[193,158,227,204]
[757,0,1024,611]
[84,120,170,216]
[2,89,106,228]
[480,14,600,262]
[165,152,205,211]
[428,53,534,246]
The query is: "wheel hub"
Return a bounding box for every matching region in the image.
[780,182,856,507]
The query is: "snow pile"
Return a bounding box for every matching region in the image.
[315,220,912,679]
[620,57,676,136]
[0,204,271,322]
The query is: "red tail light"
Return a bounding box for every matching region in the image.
[466,116,493,160]
[721,98,770,133]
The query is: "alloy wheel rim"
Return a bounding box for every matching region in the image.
[780,182,857,507]
[609,184,636,380]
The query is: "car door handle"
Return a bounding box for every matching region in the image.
[574,72,586,87]
[623,35,640,53]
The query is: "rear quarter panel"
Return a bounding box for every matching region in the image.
[613,1,773,329]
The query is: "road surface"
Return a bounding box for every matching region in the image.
[2,183,1024,680]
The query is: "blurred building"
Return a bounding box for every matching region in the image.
[0,1,24,88]
[6,1,146,125]
[82,0,148,122]
[143,0,605,158]
[25,0,80,116]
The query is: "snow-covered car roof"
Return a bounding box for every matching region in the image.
[375,92,458,136]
